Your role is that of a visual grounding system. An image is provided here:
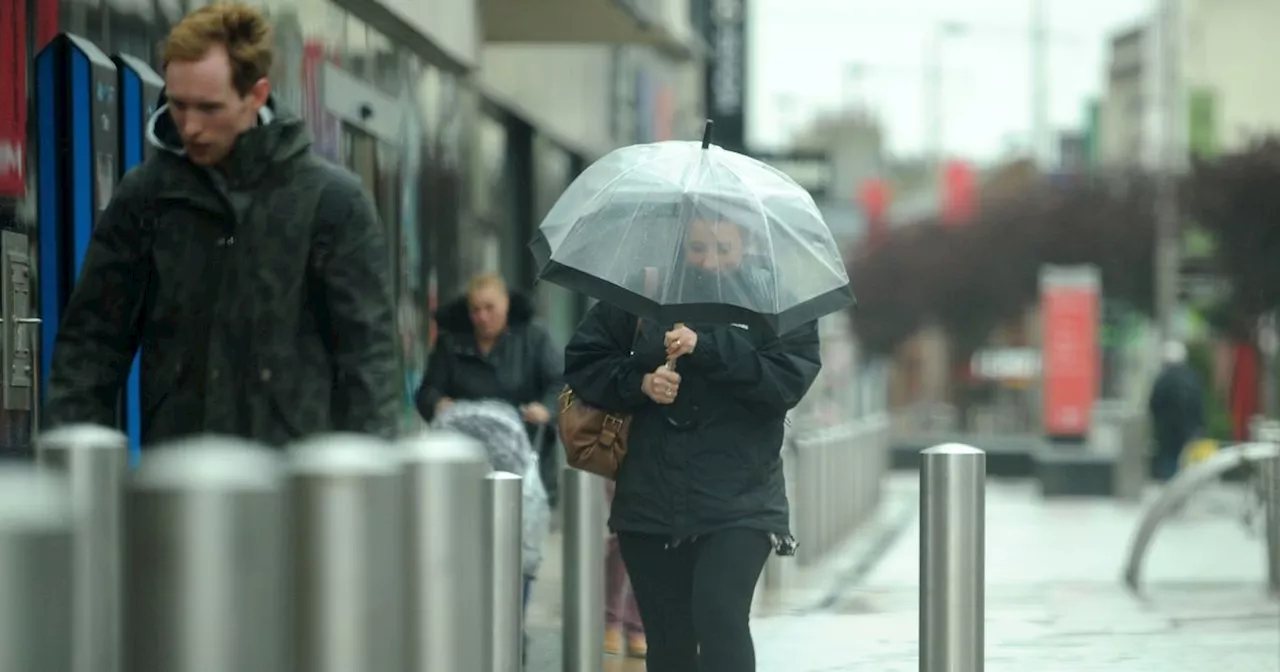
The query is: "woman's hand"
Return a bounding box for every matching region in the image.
[641,366,682,405]
[665,325,697,360]
[521,402,551,424]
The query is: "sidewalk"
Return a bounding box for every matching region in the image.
[755,475,1280,671]
[525,475,1280,671]
[524,514,647,672]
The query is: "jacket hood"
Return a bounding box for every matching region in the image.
[146,90,312,171]
[435,290,537,334]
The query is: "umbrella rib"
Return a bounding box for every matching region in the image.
[571,151,674,216]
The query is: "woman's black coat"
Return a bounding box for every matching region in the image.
[563,300,821,541]
[415,292,563,424]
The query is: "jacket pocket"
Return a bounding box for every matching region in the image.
[259,348,334,441]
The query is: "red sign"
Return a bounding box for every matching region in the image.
[1040,266,1100,438]
[940,160,975,227]
[0,0,28,196]
[301,41,342,162]
[653,87,675,141]
[858,178,891,246]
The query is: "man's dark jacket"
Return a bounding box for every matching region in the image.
[415,292,563,424]
[563,300,821,541]
[45,98,400,446]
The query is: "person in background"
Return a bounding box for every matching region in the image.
[1148,340,1205,481]
[45,3,399,445]
[415,274,564,502]
[604,480,646,658]
[563,219,822,672]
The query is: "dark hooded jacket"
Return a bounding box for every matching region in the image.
[415,292,564,425]
[1148,362,1205,453]
[563,273,822,541]
[45,97,400,446]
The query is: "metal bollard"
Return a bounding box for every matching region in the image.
[1259,453,1280,595]
[35,424,128,672]
[286,434,405,672]
[920,444,986,672]
[0,465,74,672]
[399,431,488,672]
[123,437,288,672]
[562,467,605,672]
[485,472,524,672]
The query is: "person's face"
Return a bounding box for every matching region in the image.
[468,286,510,340]
[165,45,269,166]
[683,220,746,273]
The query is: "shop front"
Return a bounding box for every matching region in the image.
[531,133,584,347]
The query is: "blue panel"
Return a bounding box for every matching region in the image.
[35,50,60,397]
[121,70,141,168]
[70,52,92,277]
[120,68,143,462]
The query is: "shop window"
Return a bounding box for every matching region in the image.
[532,134,577,346]
[472,113,511,283]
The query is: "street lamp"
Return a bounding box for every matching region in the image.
[926,21,967,172]
[1030,0,1051,166]
[1154,0,1187,343]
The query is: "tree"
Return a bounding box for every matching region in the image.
[848,171,1156,357]
[1186,137,1280,323]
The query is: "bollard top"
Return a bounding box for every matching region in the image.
[286,433,400,477]
[131,436,282,491]
[485,471,521,482]
[395,430,488,465]
[920,443,985,456]
[0,466,73,530]
[35,424,128,452]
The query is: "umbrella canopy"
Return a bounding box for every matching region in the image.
[530,136,854,336]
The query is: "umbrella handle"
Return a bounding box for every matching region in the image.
[664,322,685,371]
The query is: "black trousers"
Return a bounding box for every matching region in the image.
[618,528,772,672]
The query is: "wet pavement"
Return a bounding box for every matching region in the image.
[527,476,1280,671]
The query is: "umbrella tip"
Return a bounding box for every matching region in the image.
[701,120,714,149]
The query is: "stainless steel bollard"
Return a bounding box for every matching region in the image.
[35,424,128,672]
[399,431,488,672]
[485,471,524,672]
[0,466,74,672]
[920,444,985,672]
[286,434,404,672]
[1259,453,1280,595]
[123,437,288,672]
[562,467,605,672]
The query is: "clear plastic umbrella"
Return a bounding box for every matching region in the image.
[529,123,854,337]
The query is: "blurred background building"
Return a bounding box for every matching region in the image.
[2,0,1280,450]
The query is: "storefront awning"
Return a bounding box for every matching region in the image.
[481,0,697,59]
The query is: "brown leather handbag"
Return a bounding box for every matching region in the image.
[557,317,644,480]
[557,385,633,480]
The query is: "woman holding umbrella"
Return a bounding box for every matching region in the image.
[563,219,823,672]
[538,125,853,671]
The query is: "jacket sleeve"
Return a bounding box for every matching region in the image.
[532,326,565,418]
[318,178,400,438]
[684,321,822,413]
[45,169,151,428]
[563,302,661,412]
[414,336,451,422]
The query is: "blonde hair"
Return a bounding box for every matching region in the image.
[163,3,274,95]
[466,274,508,298]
